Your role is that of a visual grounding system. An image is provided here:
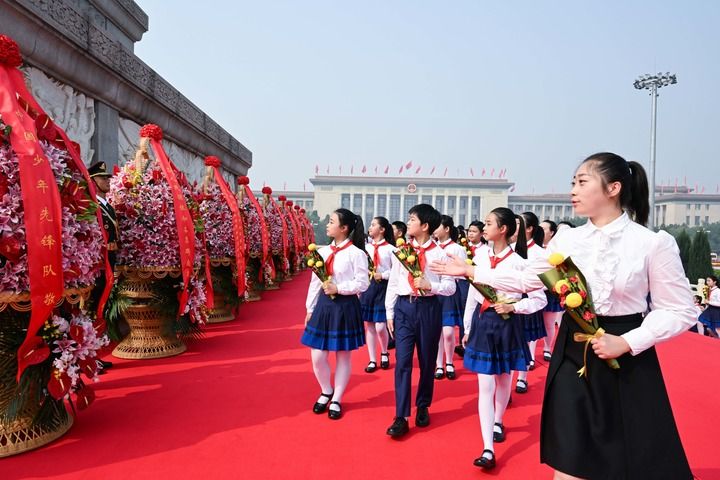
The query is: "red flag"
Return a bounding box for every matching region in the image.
[443,167,448,176]
[351,165,354,175]
[374,166,378,174]
[384,165,389,174]
[315,165,319,174]
[509,185,515,192]
[362,165,367,174]
[326,165,330,174]
[701,185,706,193]
[490,168,495,177]
[415,166,421,174]
[430,166,436,175]
[695,184,698,193]
[405,161,413,169]
[717,184,719,193]
[399,165,404,174]
[684,176,687,186]
[481,168,486,176]
[339,165,342,174]
[470,167,475,176]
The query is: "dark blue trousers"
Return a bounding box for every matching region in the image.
[393,295,442,418]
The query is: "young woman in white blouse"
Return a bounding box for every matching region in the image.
[433,153,695,479]
[700,274,720,336]
[301,208,370,420]
[360,216,396,372]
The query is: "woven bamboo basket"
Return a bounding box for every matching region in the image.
[0,408,73,458]
[112,268,186,359]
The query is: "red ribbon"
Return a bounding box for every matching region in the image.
[480,248,514,313]
[147,138,195,317]
[213,167,247,296]
[372,240,387,268]
[0,67,64,380]
[242,184,271,280]
[200,230,214,310]
[8,69,113,333]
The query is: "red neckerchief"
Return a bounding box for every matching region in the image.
[439,240,455,250]
[325,240,353,276]
[409,240,436,294]
[527,240,536,249]
[480,247,513,313]
[372,240,387,267]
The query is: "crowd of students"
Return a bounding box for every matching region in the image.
[300,152,698,480]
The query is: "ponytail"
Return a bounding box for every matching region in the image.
[374,216,395,244]
[521,211,545,247]
[628,161,649,226]
[514,215,528,259]
[334,208,366,249]
[439,214,459,242]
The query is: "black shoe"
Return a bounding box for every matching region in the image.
[434,367,445,380]
[515,379,528,394]
[543,350,552,361]
[312,391,333,414]
[327,401,342,420]
[445,363,456,380]
[380,352,390,370]
[415,407,430,427]
[387,338,396,350]
[386,417,409,437]
[454,345,465,358]
[473,450,496,470]
[365,361,378,373]
[528,359,535,371]
[493,422,506,443]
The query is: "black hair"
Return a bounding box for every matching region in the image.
[468,220,487,244]
[557,220,576,229]
[391,220,407,238]
[408,203,441,234]
[693,295,703,304]
[489,207,527,259]
[582,152,650,226]
[373,216,394,244]
[708,275,718,284]
[333,208,366,250]
[521,211,545,247]
[438,215,459,242]
[542,219,558,236]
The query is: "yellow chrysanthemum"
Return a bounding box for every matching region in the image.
[307,243,317,251]
[307,259,315,267]
[406,255,416,264]
[548,252,565,267]
[565,292,583,309]
[465,258,474,265]
[315,261,324,268]
[398,253,407,261]
[396,238,406,246]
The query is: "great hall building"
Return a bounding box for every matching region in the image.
[269,176,720,228]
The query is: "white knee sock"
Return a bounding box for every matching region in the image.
[543,312,562,352]
[311,349,333,401]
[365,323,378,363]
[528,340,537,362]
[494,373,512,424]
[332,351,352,409]
[477,374,496,452]
[375,322,389,353]
[443,326,455,364]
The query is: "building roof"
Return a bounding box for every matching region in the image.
[309,175,514,190]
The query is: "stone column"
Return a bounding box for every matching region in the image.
[92,100,120,167]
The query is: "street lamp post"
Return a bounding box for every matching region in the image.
[633,72,677,230]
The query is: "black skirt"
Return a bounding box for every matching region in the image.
[540,313,692,480]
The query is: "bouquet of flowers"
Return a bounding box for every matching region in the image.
[462,258,515,320]
[393,238,426,296]
[263,187,290,275]
[199,183,234,259]
[538,252,619,376]
[306,243,335,299]
[366,251,376,282]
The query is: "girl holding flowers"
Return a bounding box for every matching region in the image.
[302,208,370,420]
[433,215,468,380]
[360,216,396,373]
[432,153,695,479]
[460,208,546,470]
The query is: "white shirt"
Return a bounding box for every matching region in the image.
[385,238,456,320]
[708,286,720,307]
[463,246,547,335]
[472,213,697,355]
[438,239,468,280]
[365,240,396,280]
[305,239,370,313]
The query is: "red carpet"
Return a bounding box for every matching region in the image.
[3,271,719,479]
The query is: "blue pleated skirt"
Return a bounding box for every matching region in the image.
[463,306,531,375]
[360,279,388,323]
[699,305,720,329]
[520,309,548,342]
[544,290,564,312]
[301,293,365,351]
[439,279,469,327]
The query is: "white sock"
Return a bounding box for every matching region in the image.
[311,349,333,402]
[494,373,512,424]
[477,374,496,452]
[365,323,378,363]
[375,322,389,353]
[528,340,537,362]
[443,326,455,364]
[543,312,562,352]
[332,351,352,406]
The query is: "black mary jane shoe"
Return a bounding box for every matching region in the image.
[312,392,334,414]
[543,350,552,362]
[515,379,528,394]
[473,450,496,470]
[493,422,506,443]
[445,363,456,380]
[365,361,378,373]
[380,352,390,370]
[434,367,445,380]
[327,401,342,420]
[528,359,535,371]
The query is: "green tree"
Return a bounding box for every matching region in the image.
[675,229,691,278]
[688,229,714,283]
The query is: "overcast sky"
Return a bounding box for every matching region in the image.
[135,0,720,194]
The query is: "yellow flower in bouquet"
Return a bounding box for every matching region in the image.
[406,255,416,264]
[393,241,426,296]
[308,243,317,252]
[396,238,405,247]
[538,253,618,377]
[304,248,334,299]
